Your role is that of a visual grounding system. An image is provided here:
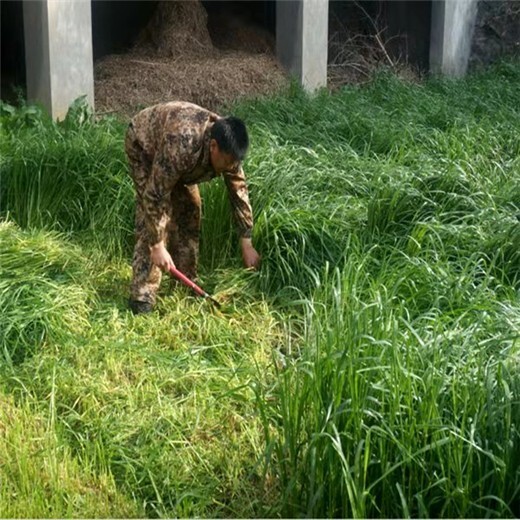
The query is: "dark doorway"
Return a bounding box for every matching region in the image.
[91,1,276,60]
[1,0,26,102]
[202,0,275,35]
[91,0,158,60]
[202,0,276,53]
[328,0,432,86]
[384,0,432,69]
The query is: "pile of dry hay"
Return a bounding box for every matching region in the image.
[94,1,287,117]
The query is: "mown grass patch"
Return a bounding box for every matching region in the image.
[0,223,282,517]
[0,392,143,518]
[0,221,94,365]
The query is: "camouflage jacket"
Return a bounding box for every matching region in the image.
[129,101,253,245]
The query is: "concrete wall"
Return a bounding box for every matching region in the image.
[23,1,52,111]
[23,0,94,119]
[430,0,479,76]
[276,0,328,91]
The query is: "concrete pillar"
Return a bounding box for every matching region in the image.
[276,0,329,91]
[430,0,478,77]
[23,0,94,120]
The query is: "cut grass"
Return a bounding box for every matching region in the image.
[0,223,282,517]
[0,60,519,517]
[0,392,143,518]
[0,221,94,365]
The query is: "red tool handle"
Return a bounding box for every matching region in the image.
[168,266,207,297]
[168,266,221,308]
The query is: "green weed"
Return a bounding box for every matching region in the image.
[0,60,519,517]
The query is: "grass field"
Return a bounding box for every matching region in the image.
[0,61,519,518]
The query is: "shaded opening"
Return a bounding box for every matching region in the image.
[384,0,432,69]
[93,1,284,115]
[91,1,159,60]
[328,0,432,86]
[91,0,276,60]
[203,0,276,43]
[1,0,26,102]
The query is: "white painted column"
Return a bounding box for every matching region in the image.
[430,0,478,77]
[276,0,329,91]
[23,0,94,119]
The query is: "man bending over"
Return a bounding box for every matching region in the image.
[125,101,261,314]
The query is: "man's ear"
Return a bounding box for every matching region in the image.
[210,139,218,153]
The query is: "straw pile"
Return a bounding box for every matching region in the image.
[208,13,275,55]
[135,0,213,57]
[94,1,287,117]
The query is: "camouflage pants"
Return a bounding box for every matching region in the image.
[125,126,201,305]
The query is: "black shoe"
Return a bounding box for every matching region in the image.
[129,299,153,315]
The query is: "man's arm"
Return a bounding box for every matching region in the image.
[239,236,261,269]
[223,166,261,269]
[141,136,193,271]
[142,147,181,244]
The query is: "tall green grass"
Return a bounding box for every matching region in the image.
[0,60,519,517]
[0,99,134,257]
[257,254,519,517]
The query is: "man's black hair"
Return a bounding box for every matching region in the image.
[211,116,249,161]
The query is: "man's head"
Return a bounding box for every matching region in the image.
[210,116,249,173]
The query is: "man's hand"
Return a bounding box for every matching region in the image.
[240,238,261,270]
[150,241,175,272]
